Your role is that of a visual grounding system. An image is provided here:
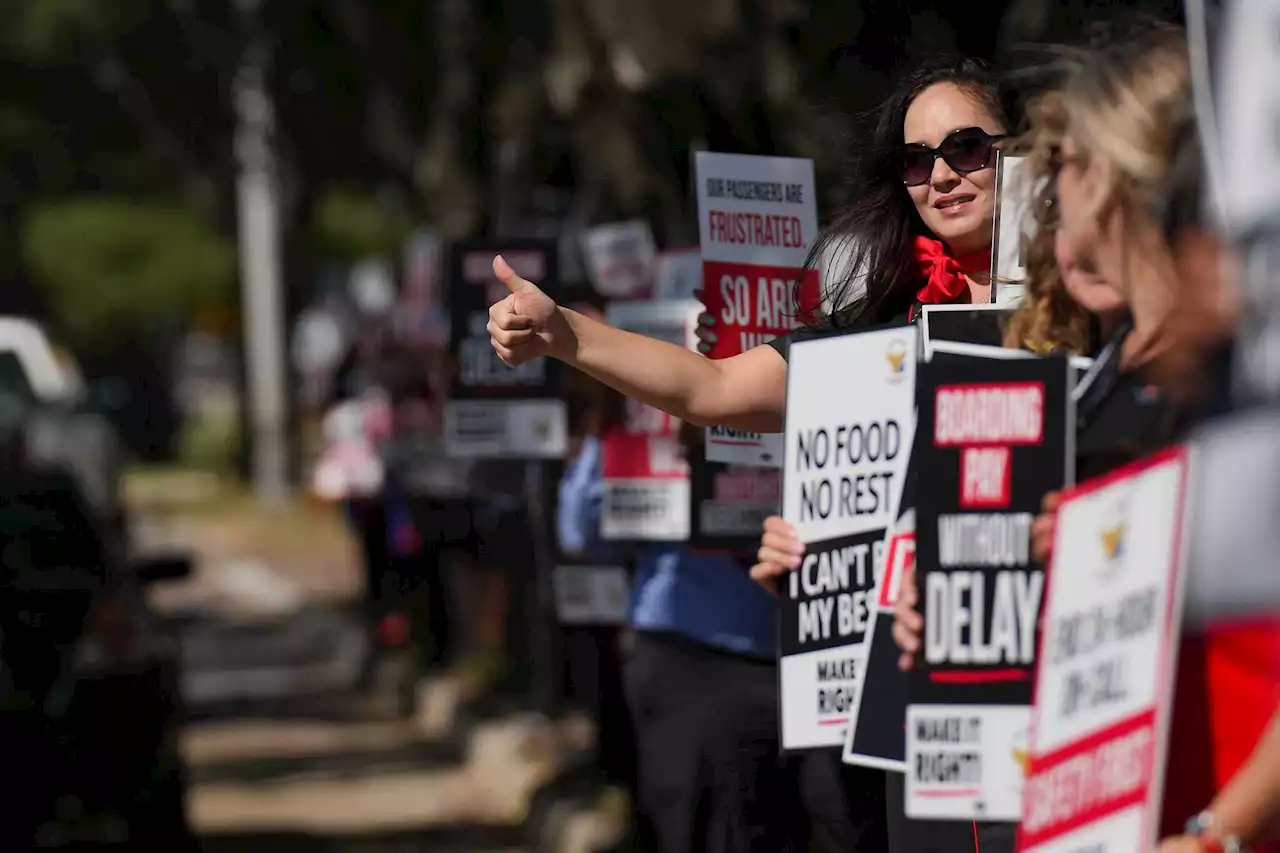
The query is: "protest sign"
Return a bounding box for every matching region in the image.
[689,453,781,550]
[843,505,916,771]
[398,228,447,346]
[349,258,396,317]
[843,346,1090,772]
[581,219,658,298]
[991,153,1033,306]
[551,564,631,626]
[1017,447,1194,853]
[905,354,1075,822]
[920,304,1014,360]
[600,300,701,540]
[696,152,820,467]
[653,248,702,301]
[443,241,566,458]
[929,340,1096,374]
[1218,0,1280,236]
[779,326,917,750]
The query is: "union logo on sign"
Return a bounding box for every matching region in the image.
[1012,731,1030,777]
[1100,522,1125,561]
[885,340,907,381]
[1095,500,1128,583]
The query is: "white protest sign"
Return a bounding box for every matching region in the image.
[581,219,658,298]
[991,153,1034,306]
[349,258,396,316]
[552,565,631,625]
[696,152,819,468]
[1017,447,1194,853]
[653,248,702,301]
[292,305,347,375]
[1217,0,1280,236]
[600,300,701,540]
[1217,0,1280,399]
[778,326,918,750]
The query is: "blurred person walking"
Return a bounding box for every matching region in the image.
[556,414,819,853]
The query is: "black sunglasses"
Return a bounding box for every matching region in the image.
[903,127,1006,187]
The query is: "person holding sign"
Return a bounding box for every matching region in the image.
[491,50,1010,853]
[1020,32,1280,848]
[557,412,803,853]
[897,23,1280,851]
[486,55,1008,434]
[731,54,1012,853]
[749,187,1123,593]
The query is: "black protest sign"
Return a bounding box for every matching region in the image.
[844,506,915,772]
[448,240,559,399]
[842,343,1088,774]
[779,529,885,654]
[920,304,1014,358]
[444,241,566,458]
[912,354,1074,698]
[904,353,1074,822]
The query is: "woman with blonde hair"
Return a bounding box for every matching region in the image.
[1001,89,1126,357]
[893,22,1280,852]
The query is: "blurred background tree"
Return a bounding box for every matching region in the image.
[23,198,235,346]
[0,0,1183,465]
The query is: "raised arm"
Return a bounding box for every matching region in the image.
[486,255,787,432]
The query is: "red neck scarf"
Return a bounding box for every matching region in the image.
[913,236,992,306]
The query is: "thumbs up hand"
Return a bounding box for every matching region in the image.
[487,254,569,365]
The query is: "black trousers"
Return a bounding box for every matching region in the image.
[794,750,888,852]
[623,631,889,853]
[562,626,636,789]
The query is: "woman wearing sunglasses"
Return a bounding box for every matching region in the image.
[487,55,1009,853]
[485,55,1008,436]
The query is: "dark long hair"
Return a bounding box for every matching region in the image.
[809,56,1009,328]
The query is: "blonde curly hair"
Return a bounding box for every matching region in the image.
[1002,90,1097,356]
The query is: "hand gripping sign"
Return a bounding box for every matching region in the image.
[696,152,820,468]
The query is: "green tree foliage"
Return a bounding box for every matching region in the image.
[22,198,235,345]
[312,188,411,263]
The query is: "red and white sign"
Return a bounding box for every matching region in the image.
[1017,446,1195,853]
[600,300,701,540]
[695,152,820,467]
[581,220,657,298]
[311,394,391,500]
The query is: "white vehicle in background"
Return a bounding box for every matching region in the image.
[0,315,85,403]
[0,315,123,525]
[0,314,195,846]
